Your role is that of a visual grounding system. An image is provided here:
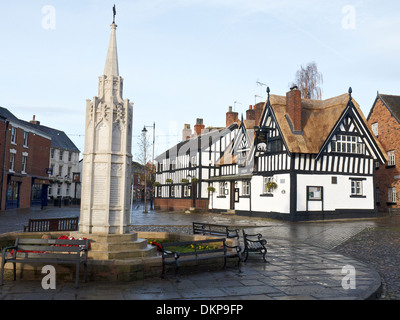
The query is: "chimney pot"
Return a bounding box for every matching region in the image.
[30,115,40,125]
[194,118,205,136]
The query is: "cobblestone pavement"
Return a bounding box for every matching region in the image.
[0,204,389,300]
[334,217,400,300]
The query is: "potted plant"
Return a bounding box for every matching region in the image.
[165,179,173,183]
[181,178,189,184]
[267,181,278,192]
[153,182,160,187]
[207,186,215,193]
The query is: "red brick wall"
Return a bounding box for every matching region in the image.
[0,123,51,211]
[367,98,400,211]
[155,198,209,212]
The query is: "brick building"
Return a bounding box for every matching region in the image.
[24,116,80,203]
[0,107,51,211]
[367,93,400,212]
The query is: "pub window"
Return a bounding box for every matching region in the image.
[59,150,63,161]
[263,176,276,194]
[50,148,55,159]
[184,185,191,197]
[267,139,282,153]
[332,135,365,155]
[242,180,250,196]
[219,182,227,196]
[351,179,363,196]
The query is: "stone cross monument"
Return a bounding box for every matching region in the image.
[79,18,133,235]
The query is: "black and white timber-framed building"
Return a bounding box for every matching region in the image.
[208,87,387,221]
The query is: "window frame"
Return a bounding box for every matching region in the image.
[242,180,250,196]
[387,150,395,167]
[350,178,366,198]
[371,122,378,137]
[388,187,397,203]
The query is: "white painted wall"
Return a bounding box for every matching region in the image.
[296,174,375,212]
[251,174,291,214]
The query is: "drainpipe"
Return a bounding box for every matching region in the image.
[0,120,9,211]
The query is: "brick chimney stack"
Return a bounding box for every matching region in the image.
[194,118,205,136]
[182,124,192,141]
[30,115,40,125]
[226,106,239,127]
[286,86,302,133]
[246,105,255,121]
[254,102,264,126]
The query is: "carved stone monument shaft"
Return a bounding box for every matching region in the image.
[80,22,133,235]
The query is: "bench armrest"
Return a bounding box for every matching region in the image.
[161,248,180,260]
[224,242,242,254]
[1,246,17,260]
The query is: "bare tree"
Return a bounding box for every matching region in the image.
[136,129,151,213]
[291,62,323,100]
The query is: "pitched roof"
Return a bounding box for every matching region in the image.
[0,107,50,139]
[155,123,238,162]
[0,107,79,152]
[22,121,80,152]
[267,93,387,161]
[375,94,400,123]
[268,94,353,154]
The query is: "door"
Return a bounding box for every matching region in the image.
[230,181,235,210]
[6,181,20,210]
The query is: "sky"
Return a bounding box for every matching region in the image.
[0,0,399,162]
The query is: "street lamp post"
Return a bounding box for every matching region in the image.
[142,123,155,210]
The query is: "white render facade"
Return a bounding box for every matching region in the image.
[48,148,80,200]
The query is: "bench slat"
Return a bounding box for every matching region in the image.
[18,239,87,246]
[1,237,88,288]
[16,245,83,253]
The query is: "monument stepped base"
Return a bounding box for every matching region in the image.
[69,231,158,260]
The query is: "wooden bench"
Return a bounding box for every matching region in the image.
[1,237,89,288]
[192,222,240,240]
[23,217,79,232]
[242,230,268,262]
[160,237,241,278]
